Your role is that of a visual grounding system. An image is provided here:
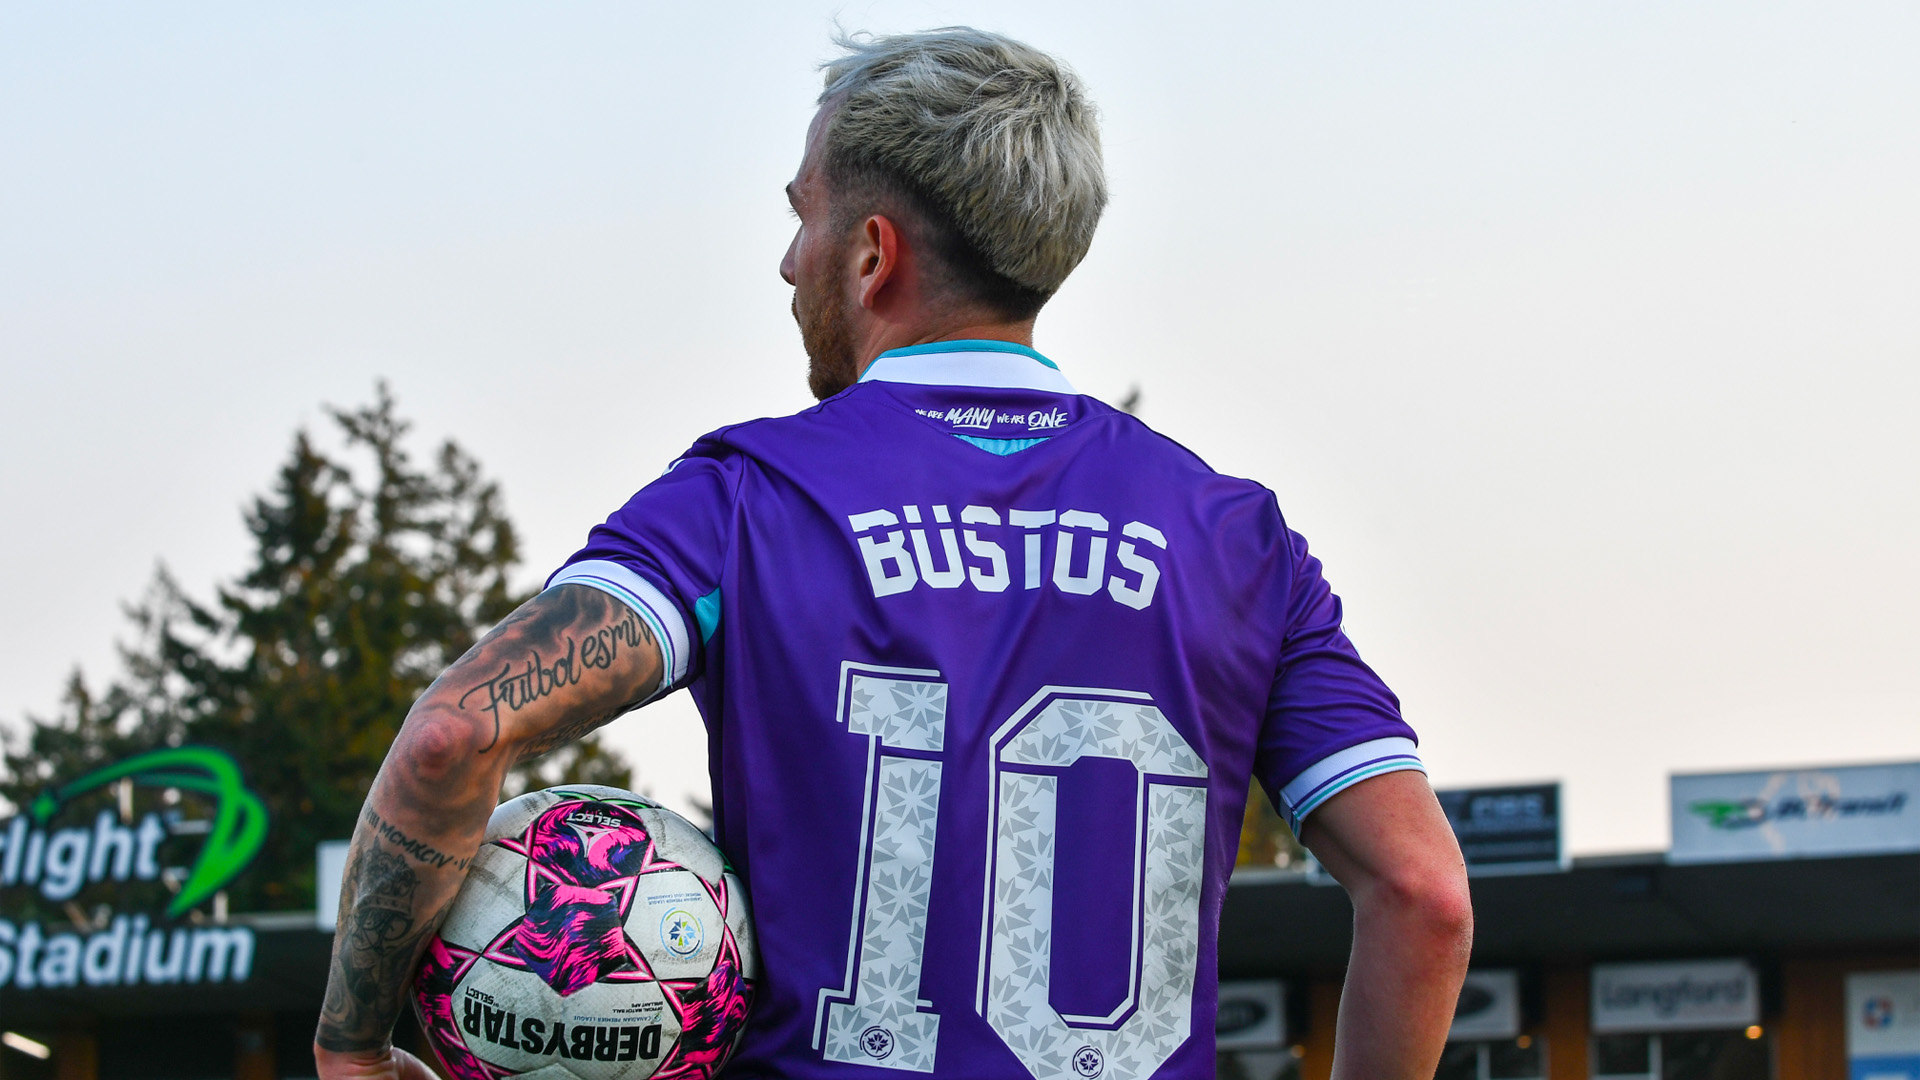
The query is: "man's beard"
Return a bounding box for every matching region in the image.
[795,272,861,401]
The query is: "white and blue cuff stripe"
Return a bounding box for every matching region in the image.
[1277,737,1425,832]
[547,559,692,698]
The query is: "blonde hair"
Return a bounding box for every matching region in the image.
[820,27,1107,315]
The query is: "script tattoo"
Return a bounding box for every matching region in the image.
[317,844,436,1052]
[363,808,470,871]
[457,600,653,753]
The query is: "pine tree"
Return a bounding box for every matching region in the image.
[1,385,630,914]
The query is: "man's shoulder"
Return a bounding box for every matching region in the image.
[1081,407,1279,506]
[680,387,878,452]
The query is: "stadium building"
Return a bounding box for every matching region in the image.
[1217,762,1919,1080]
[1,759,1913,1080]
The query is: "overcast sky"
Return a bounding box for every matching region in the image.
[3,3,1915,855]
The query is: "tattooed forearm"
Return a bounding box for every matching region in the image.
[517,702,635,759]
[317,844,440,1052]
[315,585,666,1058]
[363,807,470,871]
[455,590,655,753]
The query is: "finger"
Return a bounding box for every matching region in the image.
[391,1046,442,1080]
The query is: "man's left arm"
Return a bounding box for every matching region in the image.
[1300,770,1474,1080]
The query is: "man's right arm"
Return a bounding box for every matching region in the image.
[314,582,665,1078]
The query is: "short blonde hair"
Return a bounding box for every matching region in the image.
[820,27,1107,314]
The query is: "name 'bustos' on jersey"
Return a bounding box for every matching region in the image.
[847,503,1167,608]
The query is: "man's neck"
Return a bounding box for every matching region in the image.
[854,320,1037,380]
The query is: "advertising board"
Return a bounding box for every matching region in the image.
[1216,979,1287,1049]
[1436,783,1562,875]
[1670,761,1919,863]
[1591,959,1759,1034]
[1849,971,1920,1080]
[1450,969,1522,1041]
[316,838,351,929]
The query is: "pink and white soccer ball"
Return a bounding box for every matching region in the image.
[413,785,756,1080]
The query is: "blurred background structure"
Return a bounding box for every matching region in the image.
[1,4,1915,1079]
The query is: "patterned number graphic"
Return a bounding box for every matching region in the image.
[817,669,1209,1080]
[817,664,950,1072]
[979,688,1208,1080]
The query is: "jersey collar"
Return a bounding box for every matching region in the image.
[857,339,1078,394]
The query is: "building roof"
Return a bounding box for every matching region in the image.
[1220,851,1920,977]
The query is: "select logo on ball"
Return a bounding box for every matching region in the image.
[660,908,705,957]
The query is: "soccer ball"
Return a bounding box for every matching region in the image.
[413,785,756,1080]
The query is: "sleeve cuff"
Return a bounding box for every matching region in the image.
[1277,736,1425,832]
[546,559,692,697]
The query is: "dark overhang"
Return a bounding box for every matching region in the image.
[1219,851,1920,978]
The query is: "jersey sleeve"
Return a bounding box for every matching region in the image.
[545,442,740,700]
[1255,521,1424,833]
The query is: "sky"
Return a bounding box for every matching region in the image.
[2,2,1915,856]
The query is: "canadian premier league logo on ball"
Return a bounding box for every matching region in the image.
[413,786,756,1080]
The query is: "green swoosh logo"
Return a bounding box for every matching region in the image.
[1689,799,1758,829]
[31,747,268,918]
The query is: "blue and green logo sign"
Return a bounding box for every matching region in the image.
[4,746,267,917]
[1689,791,1908,832]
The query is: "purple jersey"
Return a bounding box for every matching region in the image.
[551,342,1421,1080]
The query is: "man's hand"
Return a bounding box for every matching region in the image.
[1301,769,1474,1080]
[314,583,664,1072]
[313,1046,439,1080]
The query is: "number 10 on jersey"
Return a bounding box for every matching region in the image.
[814,662,1210,1080]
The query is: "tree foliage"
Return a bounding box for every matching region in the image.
[1236,781,1307,871]
[1,385,629,914]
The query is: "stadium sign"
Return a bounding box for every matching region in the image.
[1670,761,1919,864]
[1591,960,1759,1033]
[1436,783,1563,876]
[0,747,268,991]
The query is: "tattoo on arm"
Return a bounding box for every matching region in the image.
[455,587,657,753]
[316,844,435,1052]
[363,808,470,871]
[314,585,663,1054]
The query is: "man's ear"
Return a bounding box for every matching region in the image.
[854,213,902,311]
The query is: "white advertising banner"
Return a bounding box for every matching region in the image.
[315,839,350,930]
[1450,969,1522,1041]
[1216,979,1287,1049]
[1592,960,1759,1033]
[1848,971,1920,1080]
[1670,761,1920,863]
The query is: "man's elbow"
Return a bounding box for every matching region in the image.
[390,709,484,791]
[1365,862,1475,955]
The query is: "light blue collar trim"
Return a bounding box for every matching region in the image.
[875,338,1059,369]
[858,340,1076,394]
[955,434,1050,455]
